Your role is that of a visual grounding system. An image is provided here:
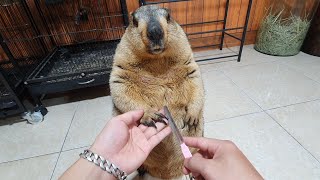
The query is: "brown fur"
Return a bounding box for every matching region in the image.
[109,5,204,179]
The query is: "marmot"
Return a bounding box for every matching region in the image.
[109,5,204,179]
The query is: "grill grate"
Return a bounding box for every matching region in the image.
[36,41,117,79]
[0,82,10,98]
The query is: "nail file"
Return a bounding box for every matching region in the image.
[163,106,192,158]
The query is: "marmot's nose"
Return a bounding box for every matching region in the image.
[147,20,164,43]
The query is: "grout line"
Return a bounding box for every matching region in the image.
[196,46,271,69]
[204,110,263,124]
[203,56,320,165]
[204,97,320,124]
[49,103,80,180]
[278,62,320,86]
[217,60,276,71]
[265,111,320,165]
[219,69,264,110]
[219,65,320,112]
[206,64,320,163]
[61,145,91,153]
[0,151,60,165]
[265,98,320,111]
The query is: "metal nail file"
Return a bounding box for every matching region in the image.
[164,106,192,158]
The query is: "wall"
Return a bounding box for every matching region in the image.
[1,0,318,61]
[127,0,270,48]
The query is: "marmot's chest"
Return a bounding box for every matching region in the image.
[132,67,189,88]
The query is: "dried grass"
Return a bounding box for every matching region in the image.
[254,10,310,56]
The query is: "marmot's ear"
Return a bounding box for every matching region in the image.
[163,8,171,22]
[131,11,138,27]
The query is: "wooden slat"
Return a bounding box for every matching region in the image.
[202,0,220,37]
[1,0,320,62]
[0,45,8,62]
[226,0,242,33]
[251,0,268,30]
[247,0,258,31]
[237,0,248,33]
[186,0,204,39]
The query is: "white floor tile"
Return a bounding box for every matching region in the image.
[0,102,78,163]
[281,53,320,83]
[202,70,262,122]
[63,96,113,150]
[215,45,280,69]
[1,45,319,180]
[277,52,320,66]
[197,45,280,71]
[51,147,89,180]
[222,62,320,110]
[196,47,236,72]
[204,112,320,180]
[267,100,320,161]
[0,153,58,180]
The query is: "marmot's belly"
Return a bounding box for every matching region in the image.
[131,77,194,108]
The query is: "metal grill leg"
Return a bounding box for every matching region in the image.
[220,0,230,50]
[237,0,253,62]
[120,0,129,26]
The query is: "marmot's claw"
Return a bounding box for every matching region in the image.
[142,120,157,129]
[155,112,167,119]
[152,116,168,125]
[182,122,186,129]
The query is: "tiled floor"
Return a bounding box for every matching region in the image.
[1,45,320,180]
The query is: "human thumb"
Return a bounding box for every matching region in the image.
[184,153,208,174]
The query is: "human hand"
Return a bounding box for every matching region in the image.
[183,137,263,180]
[90,110,171,174]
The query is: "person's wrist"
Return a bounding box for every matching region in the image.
[89,141,115,163]
[78,158,117,180]
[89,142,129,174]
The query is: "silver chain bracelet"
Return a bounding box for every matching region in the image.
[79,149,127,180]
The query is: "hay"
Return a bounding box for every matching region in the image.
[254,10,311,56]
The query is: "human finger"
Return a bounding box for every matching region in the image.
[113,110,144,126]
[148,126,171,149]
[138,124,148,132]
[184,153,209,175]
[144,125,158,139]
[143,118,169,139]
[184,137,222,155]
[182,167,190,175]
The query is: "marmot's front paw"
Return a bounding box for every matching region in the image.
[140,110,167,128]
[183,111,199,130]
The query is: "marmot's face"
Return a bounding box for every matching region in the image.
[131,5,171,55]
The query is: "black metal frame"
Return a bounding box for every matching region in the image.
[23,0,129,107]
[0,0,129,112]
[25,40,118,105]
[140,0,253,62]
[0,71,25,119]
[0,0,45,118]
[0,34,25,94]
[0,0,54,116]
[0,0,253,117]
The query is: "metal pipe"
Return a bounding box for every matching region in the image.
[237,0,253,62]
[224,32,242,41]
[195,54,239,62]
[181,20,225,27]
[120,0,129,27]
[220,0,230,50]
[187,27,244,36]
[144,0,191,5]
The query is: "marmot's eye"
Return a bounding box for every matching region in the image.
[133,17,138,27]
[162,8,171,22]
[131,12,138,27]
[166,13,171,22]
